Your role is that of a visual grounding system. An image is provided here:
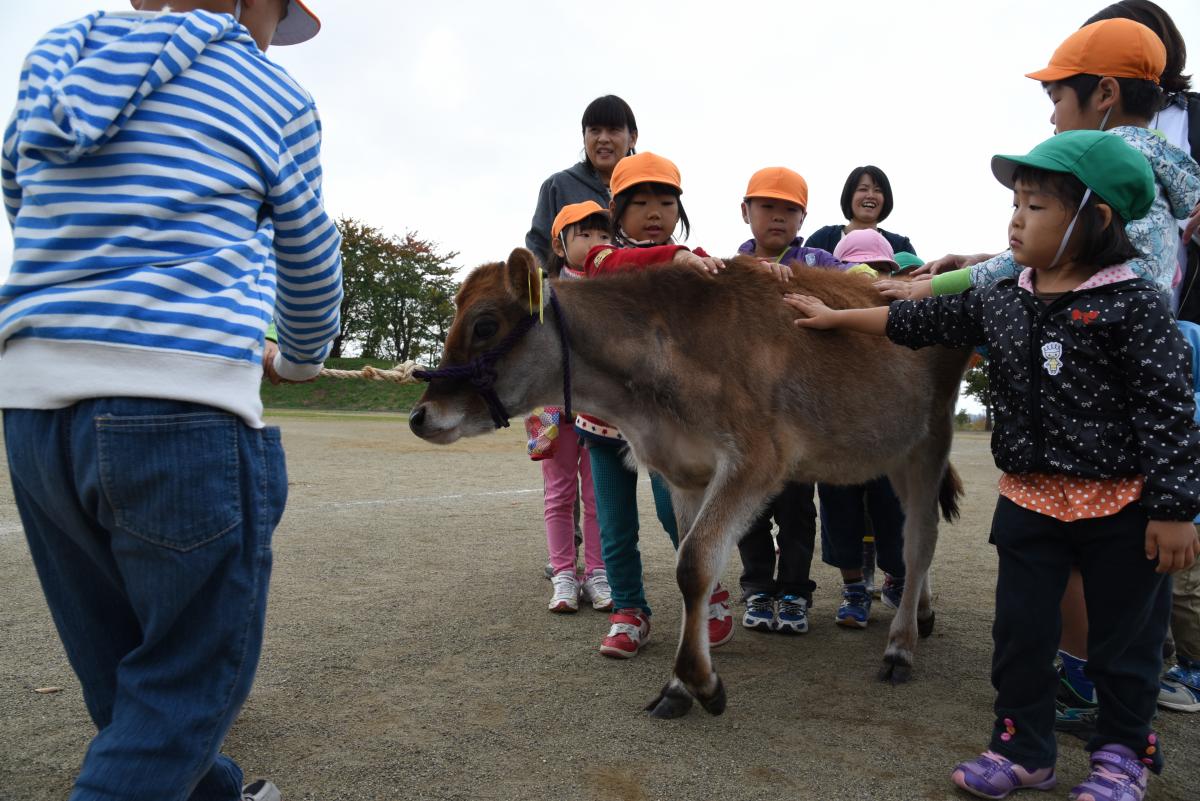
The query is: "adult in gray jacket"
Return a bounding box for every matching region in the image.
[525,95,638,265]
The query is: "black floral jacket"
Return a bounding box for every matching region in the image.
[886,270,1200,521]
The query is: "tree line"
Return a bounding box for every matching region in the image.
[331,217,458,365]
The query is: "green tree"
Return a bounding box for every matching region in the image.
[363,232,459,363]
[962,355,992,430]
[334,218,459,363]
[332,217,395,358]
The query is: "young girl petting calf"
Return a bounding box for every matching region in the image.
[573,152,734,659]
[787,131,1200,801]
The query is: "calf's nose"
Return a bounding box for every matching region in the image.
[409,404,427,435]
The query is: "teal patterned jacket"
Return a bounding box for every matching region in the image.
[969,126,1200,298]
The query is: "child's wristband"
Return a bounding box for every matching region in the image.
[265,321,278,343]
[931,268,972,296]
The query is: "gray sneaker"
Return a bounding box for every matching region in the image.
[243,780,281,801]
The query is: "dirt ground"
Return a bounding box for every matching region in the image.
[1,416,1197,801]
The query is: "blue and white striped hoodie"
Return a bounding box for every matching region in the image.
[0,10,342,427]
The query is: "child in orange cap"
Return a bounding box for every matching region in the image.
[914,18,1200,301]
[527,202,612,613]
[734,167,838,636]
[573,152,734,659]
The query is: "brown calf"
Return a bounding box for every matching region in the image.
[409,249,971,718]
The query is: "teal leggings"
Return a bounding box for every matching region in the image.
[587,440,679,615]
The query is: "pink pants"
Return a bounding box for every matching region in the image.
[543,428,603,577]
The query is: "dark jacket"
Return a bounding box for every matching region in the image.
[886,271,1200,521]
[525,161,610,266]
[805,224,916,258]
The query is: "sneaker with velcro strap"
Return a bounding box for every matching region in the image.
[600,608,650,659]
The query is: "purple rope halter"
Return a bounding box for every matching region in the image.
[413,286,573,430]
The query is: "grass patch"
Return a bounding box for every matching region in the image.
[261,357,426,412]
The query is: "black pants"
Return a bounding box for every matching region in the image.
[817,477,906,577]
[736,481,817,602]
[989,497,1170,772]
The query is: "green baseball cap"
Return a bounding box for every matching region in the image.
[892,251,925,272]
[991,130,1155,223]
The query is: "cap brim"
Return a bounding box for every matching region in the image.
[1024,66,1079,82]
[744,190,806,209]
[991,150,1076,190]
[272,0,320,45]
[991,155,1022,191]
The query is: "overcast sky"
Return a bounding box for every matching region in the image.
[2,1,1198,413]
[4,0,1198,279]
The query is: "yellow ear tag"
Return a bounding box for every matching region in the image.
[527,266,545,323]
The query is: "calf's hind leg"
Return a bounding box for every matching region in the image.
[880,447,948,683]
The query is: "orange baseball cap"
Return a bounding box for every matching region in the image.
[551,201,608,240]
[744,167,809,209]
[1025,18,1166,84]
[273,0,321,46]
[609,152,682,198]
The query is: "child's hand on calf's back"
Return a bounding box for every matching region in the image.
[875,276,934,301]
[758,259,793,282]
[672,249,724,277]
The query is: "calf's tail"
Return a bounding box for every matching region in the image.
[939,464,964,523]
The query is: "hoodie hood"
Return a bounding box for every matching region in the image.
[563,161,612,202]
[1112,125,1200,220]
[16,10,255,166]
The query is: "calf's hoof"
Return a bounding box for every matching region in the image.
[878,651,913,685]
[697,676,726,716]
[644,682,694,719]
[918,610,936,639]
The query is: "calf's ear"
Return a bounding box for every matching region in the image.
[505,247,542,314]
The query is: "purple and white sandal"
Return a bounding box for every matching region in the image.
[951,751,1057,800]
[1069,744,1148,801]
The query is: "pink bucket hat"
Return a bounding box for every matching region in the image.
[833,229,897,269]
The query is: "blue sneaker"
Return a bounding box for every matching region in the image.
[742,592,776,632]
[775,595,809,634]
[1054,659,1098,737]
[836,582,871,629]
[880,574,905,610]
[1159,660,1200,712]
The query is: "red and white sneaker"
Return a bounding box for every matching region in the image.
[600,608,650,659]
[708,584,734,648]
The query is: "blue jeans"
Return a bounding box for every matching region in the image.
[5,399,287,801]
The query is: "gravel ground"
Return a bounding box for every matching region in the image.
[1,417,1196,800]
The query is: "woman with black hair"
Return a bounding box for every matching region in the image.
[524,95,638,267]
[804,165,917,257]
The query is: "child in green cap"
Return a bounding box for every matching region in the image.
[784,130,1200,801]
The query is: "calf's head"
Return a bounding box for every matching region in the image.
[409,247,547,443]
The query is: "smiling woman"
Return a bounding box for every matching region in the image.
[805,165,917,257]
[524,95,638,267]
